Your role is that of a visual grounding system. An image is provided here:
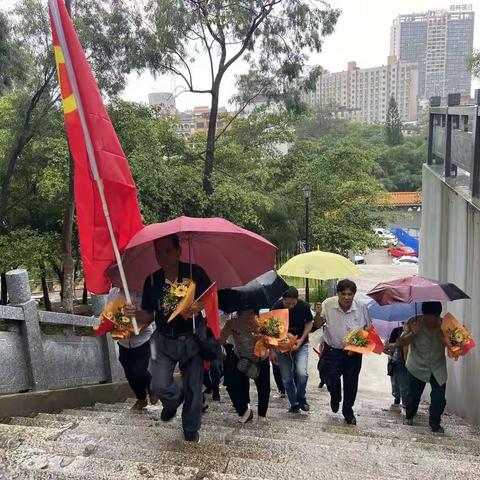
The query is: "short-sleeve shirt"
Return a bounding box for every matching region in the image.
[321,296,371,349]
[271,299,313,342]
[403,316,447,385]
[141,262,211,337]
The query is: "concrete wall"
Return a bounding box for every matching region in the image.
[420,165,480,425]
[0,269,124,395]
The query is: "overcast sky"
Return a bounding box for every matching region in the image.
[1,0,479,111]
[122,0,480,111]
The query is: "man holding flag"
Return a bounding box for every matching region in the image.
[125,234,214,443]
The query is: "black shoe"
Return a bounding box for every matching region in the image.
[330,398,340,413]
[299,400,310,412]
[430,422,444,434]
[212,391,221,402]
[160,407,177,422]
[288,405,300,414]
[184,430,200,443]
[345,415,357,425]
[403,417,413,426]
[318,382,324,389]
[394,398,401,405]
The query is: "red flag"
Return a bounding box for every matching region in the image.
[198,283,220,340]
[367,324,384,355]
[48,0,143,294]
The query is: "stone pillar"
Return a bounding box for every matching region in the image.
[92,294,123,383]
[91,294,108,316]
[6,269,47,391]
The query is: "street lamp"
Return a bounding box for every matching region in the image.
[303,186,312,303]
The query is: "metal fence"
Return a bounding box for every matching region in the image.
[427,90,480,199]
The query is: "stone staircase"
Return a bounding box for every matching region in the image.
[1,386,479,480]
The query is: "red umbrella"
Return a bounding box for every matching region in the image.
[367,276,469,306]
[107,216,276,291]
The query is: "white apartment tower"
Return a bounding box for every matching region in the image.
[304,58,418,124]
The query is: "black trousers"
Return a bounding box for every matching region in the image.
[272,362,285,394]
[317,355,327,385]
[225,355,270,417]
[406,372,446,426]
[118,341,151,401]
[323,345,362,419]
[204,359,222,395]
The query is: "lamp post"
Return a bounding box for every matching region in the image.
[303,185,312,303]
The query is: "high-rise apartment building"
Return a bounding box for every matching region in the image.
[390,5,475,99]
[303,57,418,124]
[148,92,177,115]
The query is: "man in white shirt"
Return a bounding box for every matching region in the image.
[318,279,371,425]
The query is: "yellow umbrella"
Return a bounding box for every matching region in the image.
[278,251,361,281]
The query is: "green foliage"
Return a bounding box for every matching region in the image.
[467,49,480,79]
[385,97,403,146]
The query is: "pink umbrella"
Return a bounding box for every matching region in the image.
[367,276,469,306]
[107,216,276,291]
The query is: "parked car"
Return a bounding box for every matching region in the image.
[394,256,419,266]
[387,245,418,257]
[373,228,397,247]
[354,255,366,265]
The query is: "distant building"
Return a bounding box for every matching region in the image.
[148,92,177,116]
[176,111,194,137]
[303,57,418,124]
[192,106,228,133]
[390,5,475,100]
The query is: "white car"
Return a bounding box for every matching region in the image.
[373,228,397,247]
[394,256,419,266]
[354,255,366,265]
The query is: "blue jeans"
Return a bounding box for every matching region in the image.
[277,342,309,407]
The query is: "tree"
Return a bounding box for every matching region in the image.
[468,49,480,79]
[385,96,403,146]
[101,0,340,196]
[0,0,142,310]
[0,12,26,93]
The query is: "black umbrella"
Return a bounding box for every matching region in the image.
[218,270,289,313]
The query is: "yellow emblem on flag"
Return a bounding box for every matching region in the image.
[53,45,78,114]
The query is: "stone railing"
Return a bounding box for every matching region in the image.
[0,269,124,395]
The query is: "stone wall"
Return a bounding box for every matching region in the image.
[420,165,480,425]
[0,269,124,395]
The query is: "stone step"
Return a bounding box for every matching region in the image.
[47,405,480,452]
[79,401,480,441]
[8,412,480,458]
[2,416,479,480]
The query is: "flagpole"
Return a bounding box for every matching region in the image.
[49,0,138,334]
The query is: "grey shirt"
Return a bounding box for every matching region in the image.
[321,297,371,349]
[225,316,268,362]
[404,316,447,385]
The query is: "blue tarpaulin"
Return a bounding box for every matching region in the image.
[392,228,419,252]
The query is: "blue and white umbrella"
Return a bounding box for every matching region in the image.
[367,300,421,339]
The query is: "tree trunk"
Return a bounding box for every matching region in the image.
[61,151,75,313]
[82,281,88,305]
[0,272,7,305]
[40,271,52,311]
[203,75,223,197]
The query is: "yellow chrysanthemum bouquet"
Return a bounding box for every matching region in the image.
[163,279,196,322]
[254,308,291,357]
[441,313,475,359]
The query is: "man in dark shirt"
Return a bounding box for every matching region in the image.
[125,234,210,443]
[271,287,313,413]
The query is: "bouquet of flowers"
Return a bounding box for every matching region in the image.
[278,333,298,353]
[94,298,136,340]
[344,328,375,355]
[441,313,475,359]
[163,279,196,322]
[254,308,289,357]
